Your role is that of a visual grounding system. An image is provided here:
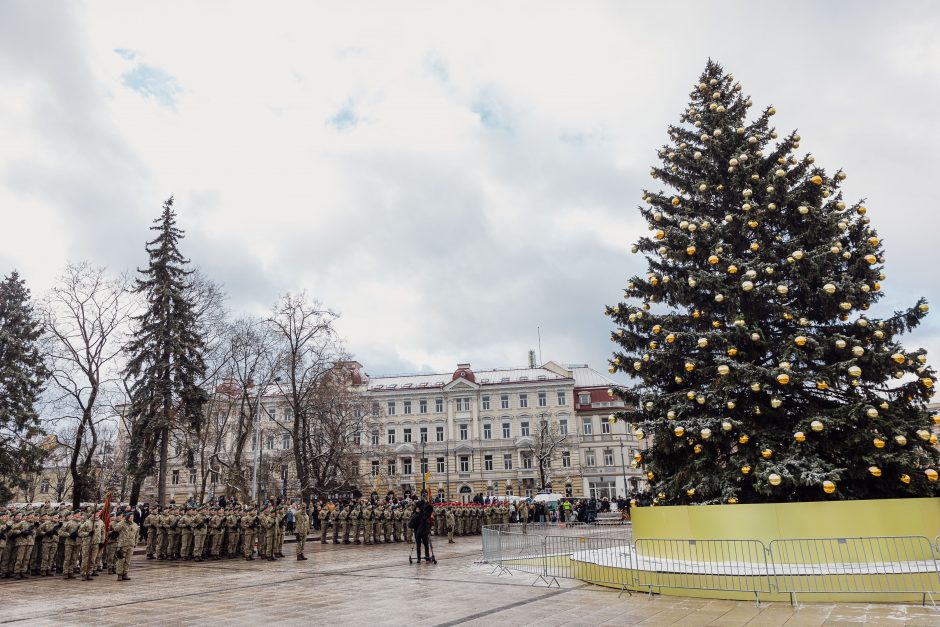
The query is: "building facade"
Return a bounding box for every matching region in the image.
[81,360,648,506]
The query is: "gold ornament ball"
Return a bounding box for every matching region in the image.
[671,197,681,206]
[727,347,738,357]
[794,336,808,346]
[822,480,836,494]
[647,471,655,481]
[698,337,708,348]
[727,497,739,504]
[687,246,697,255]
[685,362,696,372]
[900,474,911,485]
[708,255,719,265]
[794,431,806,442]
[722,420,733,431]
[674,426,685,437]
[895,435,908,446]
[848,365,862,377]
[823,283,836,294]
[817,380,829,390]
[727,401,737,410]
[741,465,752,475]
[811,420,824,432]
[634,429,645,439]
[932,415,940,425]
[750,382,761,392]
[866,407,879,418]
[771,397,783,408]
[776,373,791,385]
[700,428,712,440]
[717,364,730,376]
[926,469,939,482]
[761,449,773,459]
[776,284,789,295]
[811,175,823,185]
[873,437,885,448]
[869,466,882,477]
[835,339,847,349]
[666,333,676,343]
[739,434,750,444]
[693,444,703,454]
[768,473,782,486]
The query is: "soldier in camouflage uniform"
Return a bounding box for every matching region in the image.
[226,508,241,558]
[445,507,456,543]
[241,507,258,560]
[363,503,374,545]
[294,504,309,560]
[105,512,122,573]
[274,506,287,558]
[60,511,82,579]
[351,502,363,544]
[145,509,159,559]
[209,507,225,559]
[319,505,330,544]
[192,507,209,561]
[402,502,413,544]
[115,511,139,581]
[179,508,194,560]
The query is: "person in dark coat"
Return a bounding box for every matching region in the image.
[409,499,433,563]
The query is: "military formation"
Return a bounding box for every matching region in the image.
[0,497,516,584]
[310,499,513,546]
[0,506,139,582]
[142,503,311,561]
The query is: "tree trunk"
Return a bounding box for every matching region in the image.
[129,477,142,507]
[157,426,169,506]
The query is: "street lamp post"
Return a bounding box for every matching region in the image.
[420,438,427,500]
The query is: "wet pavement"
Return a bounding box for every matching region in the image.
[1,537,938,625]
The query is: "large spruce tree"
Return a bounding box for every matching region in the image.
[124,198,207,506]
[607,61,939,504]
[0,271,48,502]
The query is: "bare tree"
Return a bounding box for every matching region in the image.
[267,293,363,502]
[42,262,131,509]
[213,316,277,502]
[532,414,568,492]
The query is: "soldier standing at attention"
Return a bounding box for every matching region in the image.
[331,504,341,544]
[241,508,258,560]
[11,511,35,579]
[105,512,122,574]
[294,504,309,560]
[192,507,209,561]
[77,511,96,581]
[402,502,413,545]
[363,503,374,545]
[144,509,159,559]
[179,508,194,560]
[517,501,529,534]
[36,513,59,576]
[383,504,394,543]
[166,508,181,560]
[0,511,9,578]
[263,506,278,560]
[337,504,348,544]
[155,508,168,559]
[319,505,330,544]
[275,506,287,558]
[225,508,239,558]
[60,512,81,579]
[209,508,225,559]
[445,507,456,544]
[115,511,138,581]
[351,502,363,545]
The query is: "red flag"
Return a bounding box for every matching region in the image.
[99,491,112,548]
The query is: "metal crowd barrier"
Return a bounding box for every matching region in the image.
[480,525,940,607]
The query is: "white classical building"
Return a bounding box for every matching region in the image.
[358,360,646,501]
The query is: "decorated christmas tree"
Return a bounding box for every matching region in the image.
[607,60,940,504]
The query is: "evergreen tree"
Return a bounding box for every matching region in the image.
[124,198,208,506]
[607,61,939,504]
[0,271,48,502]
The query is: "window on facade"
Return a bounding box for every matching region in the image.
[371,431,379,446]
[39,480,49,494]
[559,418,568,435]
[435,398,443,413]
[420,426,428,442]
[436,425,445,442]
[585,450,596,466]
[353,431,362,445]
[604,450,614,466]
[459,424,469,440]
[404,400,412,415]
[211,471,219,484]
[284,407,293,422]
[583,420,593,435]
[387,401,396,416]
[267,435,275,450]
[371,460,380,476]
[538,391,547,407]
[457,397,470,411]
[503,453,513,470]
[459,456,470,472]
[500,394,510,409]
[403,457,413,475]
[484,455,493,471]
[387,460,397,476]
[387,428,396,444]
[519,393,528,408]
[483,424,492,439]
[403,427,412,443]
[502,422,511,439]
[579,393,590,406]
[371,402,380,416]
[562,450,571,468]
[557,391,567,406]
[420,457,428,474]
[420,399,428,414]
[282,433,291,449]
[436,457,445,473]
[521,421,530,437]
[172,470,180,485]
[481,395,491,410]
[522,453,533,469]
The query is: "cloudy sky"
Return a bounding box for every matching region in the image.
[2,1,940,380]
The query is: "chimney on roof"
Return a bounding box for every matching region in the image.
[528,350,537,368]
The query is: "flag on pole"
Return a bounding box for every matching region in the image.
[99,490,112,549]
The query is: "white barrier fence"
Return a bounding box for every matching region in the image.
[481,525,940,607]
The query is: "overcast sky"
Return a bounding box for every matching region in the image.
[2,1,939,380]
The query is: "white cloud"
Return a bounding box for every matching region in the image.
[2,0,940,379]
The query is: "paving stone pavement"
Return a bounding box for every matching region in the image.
[1,537,939,626]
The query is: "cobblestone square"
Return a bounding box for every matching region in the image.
[2,537,939,626]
